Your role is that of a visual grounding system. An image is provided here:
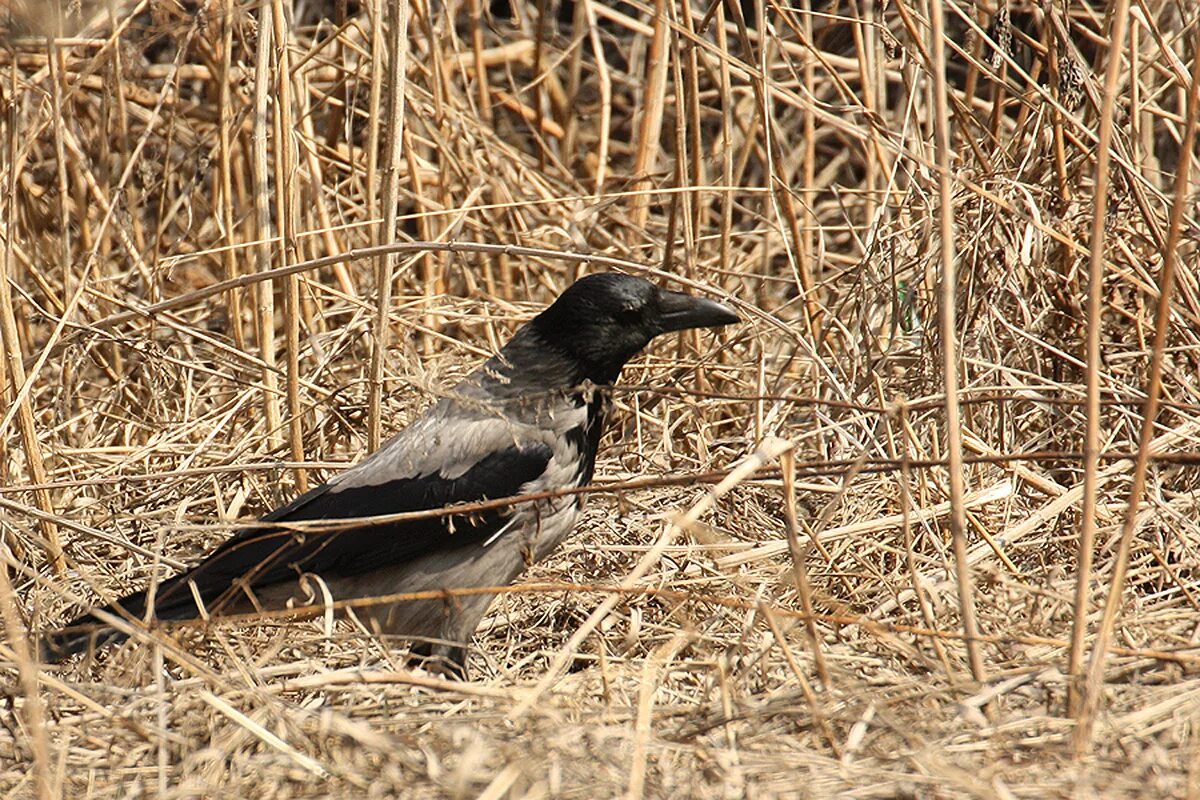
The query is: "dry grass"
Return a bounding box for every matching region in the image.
[2,0,1200,797]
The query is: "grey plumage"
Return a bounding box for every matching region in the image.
[42,273,739,672]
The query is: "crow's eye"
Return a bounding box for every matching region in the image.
[616,307,642,325]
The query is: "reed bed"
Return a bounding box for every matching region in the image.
[2,0,1199,796]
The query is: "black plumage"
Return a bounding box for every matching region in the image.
[42,273,739,671]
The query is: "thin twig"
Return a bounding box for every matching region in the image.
[928,0,986,683]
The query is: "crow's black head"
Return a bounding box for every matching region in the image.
[530,273,739,384]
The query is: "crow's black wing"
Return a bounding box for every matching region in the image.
[141,442,552,618]
[42,392,570,660]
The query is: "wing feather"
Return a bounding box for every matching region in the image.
[42,392,569,660]
[67,437,553,633]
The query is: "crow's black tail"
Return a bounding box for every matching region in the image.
[39,588,149,662]
[39,576,206,662]
[39,527,296,661]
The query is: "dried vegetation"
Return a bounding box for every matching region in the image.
[2,0,1200,797]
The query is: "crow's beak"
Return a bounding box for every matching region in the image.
[656,289,740,334]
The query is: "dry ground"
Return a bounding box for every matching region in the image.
[2,0,1200,797]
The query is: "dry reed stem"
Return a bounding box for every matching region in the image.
[1067,5,1127,724]
[251,0,284,452]
[928,0,985,685]
[364,0,384,238]
[631,0,670,234]
[779,444,829,687]
[271,0,309,492]
[625,630,691,799]
[368,0,409,452]
[217,0,245,353]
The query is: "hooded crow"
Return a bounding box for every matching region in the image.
[41,273,739,672]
